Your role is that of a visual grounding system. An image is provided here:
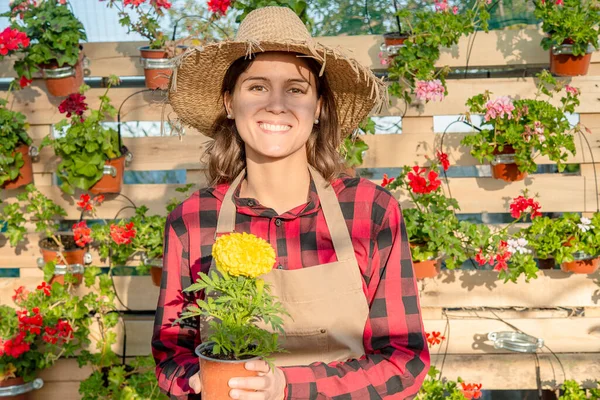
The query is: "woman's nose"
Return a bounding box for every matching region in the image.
[264,91,287,114]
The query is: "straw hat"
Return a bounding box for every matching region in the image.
[168,6,385,138]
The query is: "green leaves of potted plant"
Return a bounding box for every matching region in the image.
[176,232,289,399]
[2,0,87,96]
[386,0,490,106]
[462,71,582,182]
[534,0,600,76]
[0,81,36,190]
[552,213,600,274]
[40,77,130,195]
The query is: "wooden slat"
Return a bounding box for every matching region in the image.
[431,353,600,390]
[420,270,600,308]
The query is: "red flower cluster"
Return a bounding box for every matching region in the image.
[151,0,171,8]
[407,166,441,194]
[426,331,445,347]
[77,193,104,212]
[10,0,37,20]
[207,0,231,14]
[12,286,29,303]
[0,331,29,358]
[124,0,145,5]
[58,93,88,119]
[17,307,43,335]
[381,174,395,188]
[0,27,29,56]
[37,281,51,296]
[436,150,450,171]
[475,241,512,272]
[73,221,92,248]
[19,76,32,88]
[509,195,542,219]
[110,222,136,245]
[460,382,483,399]
[42,320,74,345]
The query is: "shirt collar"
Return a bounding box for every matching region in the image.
[210,174,321,219]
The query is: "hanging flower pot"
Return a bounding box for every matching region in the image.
[37,234,91,266]
[380,32,409,64]
[413,257,442,279]
[39,52,85,97]
[490,145,527,182]
[196,342,260,400]
[1,144,37,190]
[37,263,85,286]
[0,377,44,400]
[142,254,164,287]
[560,251,600,274]
[139,47,175,90]
[537,257,556,270]
[89,153,127,195]
[549,43,594,77]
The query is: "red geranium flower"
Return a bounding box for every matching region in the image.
[407,166,441,194]
[0,27,30,56]
[12,286,29,303]
[124,0,145,6]
[17,307,43,335]
[37,281,51,296]
[151,0,171,9]
[207,0,231,14]
[0,331,30,358]
[18,76,32,88]
[509,195,542,219]
[381,174,395,188]
[426,331,446,347]
[58,93,88,118]
[436,150,450,171]
[95,194,105,204]
[77,194,93,212]
[73,221,92,248]
[461,382,483,399]
[110,222,137,245]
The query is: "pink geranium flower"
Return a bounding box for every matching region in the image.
[415,79,445,102]
[484,96,515,121]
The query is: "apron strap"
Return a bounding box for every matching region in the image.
[215,166,356,264]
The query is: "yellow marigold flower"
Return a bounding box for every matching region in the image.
[212,232,276,278]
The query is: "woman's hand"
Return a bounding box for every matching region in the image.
[189,371,202,393]
[228,360,286,400]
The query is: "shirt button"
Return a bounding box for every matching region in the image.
[277,265,284,270]
[247,200,255,206]
[274,218,282,227]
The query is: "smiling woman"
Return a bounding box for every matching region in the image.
[153,6,430,400]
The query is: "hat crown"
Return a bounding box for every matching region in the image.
[235,7,311,43]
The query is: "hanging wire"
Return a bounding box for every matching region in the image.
[364,0,375,35]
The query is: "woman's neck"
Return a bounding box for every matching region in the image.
[240,151,311,215]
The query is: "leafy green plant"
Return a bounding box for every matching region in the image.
[40,77,123,195]
[534,0,600,57]
[559,379,600,400]
[1,0,86,81]
[0,83,33,187]
[341,117,376,169]
[416,366,475,400]
[461,70,583,175]
[176,232,288,363]
[230,0,311,25]
[387,1,490,105]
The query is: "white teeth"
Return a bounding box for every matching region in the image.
[259,123,291,132]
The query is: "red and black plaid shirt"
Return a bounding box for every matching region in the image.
[152,175,430,399]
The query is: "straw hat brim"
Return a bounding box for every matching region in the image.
[168,40,385,138]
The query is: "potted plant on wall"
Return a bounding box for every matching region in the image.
[386,0,491,106]
[2,0,87,97]
[549,213,600,274]
[461,71,582,182]
[176,232,288,399]
[0,81,37,190]
[534,0,600,76]
[40,76,130,195]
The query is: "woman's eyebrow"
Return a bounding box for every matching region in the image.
[241,76,311,85]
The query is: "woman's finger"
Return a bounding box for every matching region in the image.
[229,376,270,391]
[230,388,267,400]
[245,360,270,373]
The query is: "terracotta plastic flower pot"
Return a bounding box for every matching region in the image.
[413,258,441,279]
[381,32,409,64]
[537,258,556,270]
[139,47,174,90]
[549,43,593,77]
[48,264,84,286]
[38,234,89,265]
[40,52,84,97]
[490,145,527,182]
[196,343,259,400]
[0,377,44,400]
[1,144,34,190]
[89,154,126,195]
[560,252,600,274]
[150,266,162,287]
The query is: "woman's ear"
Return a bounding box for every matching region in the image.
[223,91,232,116]
[315,96,323,121]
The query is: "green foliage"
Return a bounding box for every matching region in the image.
[461,70,581,174]
[40,79,122,195]
[341,118,376,168]
[535,0,600,56]
[0,199,27,248]
[176,271,288,363]
[15,183,67,240]
[559,379,600,400]
[387,1,490,105]
[233,0,311,26]
[416,366,469,399]
[2,0,87,79]
[0,95,32,187]
[103,1,169,49]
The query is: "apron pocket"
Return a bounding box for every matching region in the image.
[279,328,329,357]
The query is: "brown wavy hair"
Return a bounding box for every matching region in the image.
[203,53,345,186]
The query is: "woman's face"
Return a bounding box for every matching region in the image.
[224,52,322,161]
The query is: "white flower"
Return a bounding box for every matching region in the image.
[507,238,531,255]
[577,217,594,233]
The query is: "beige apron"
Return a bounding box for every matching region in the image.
[202,166,369,367]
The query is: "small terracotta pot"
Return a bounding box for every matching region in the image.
[196,343,259,400]
[39,235,88,265]
[0,376,43,400]
[40,52,84,97]
[560,255,600,274]
[150,266,162,287]
[1,144,33,190]
[491,145,527,182]
[48,264,84,286]
[139,47,173,90]
[537,258,556,270]
[549,42,593,77]
[89,154,126,195]
[413,258,441,279]
[383,32,408,47]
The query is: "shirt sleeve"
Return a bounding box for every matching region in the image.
[280,196,430,399]
[152,212,202,399]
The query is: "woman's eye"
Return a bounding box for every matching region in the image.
[249,85,266,91]
[289,88,306,94]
